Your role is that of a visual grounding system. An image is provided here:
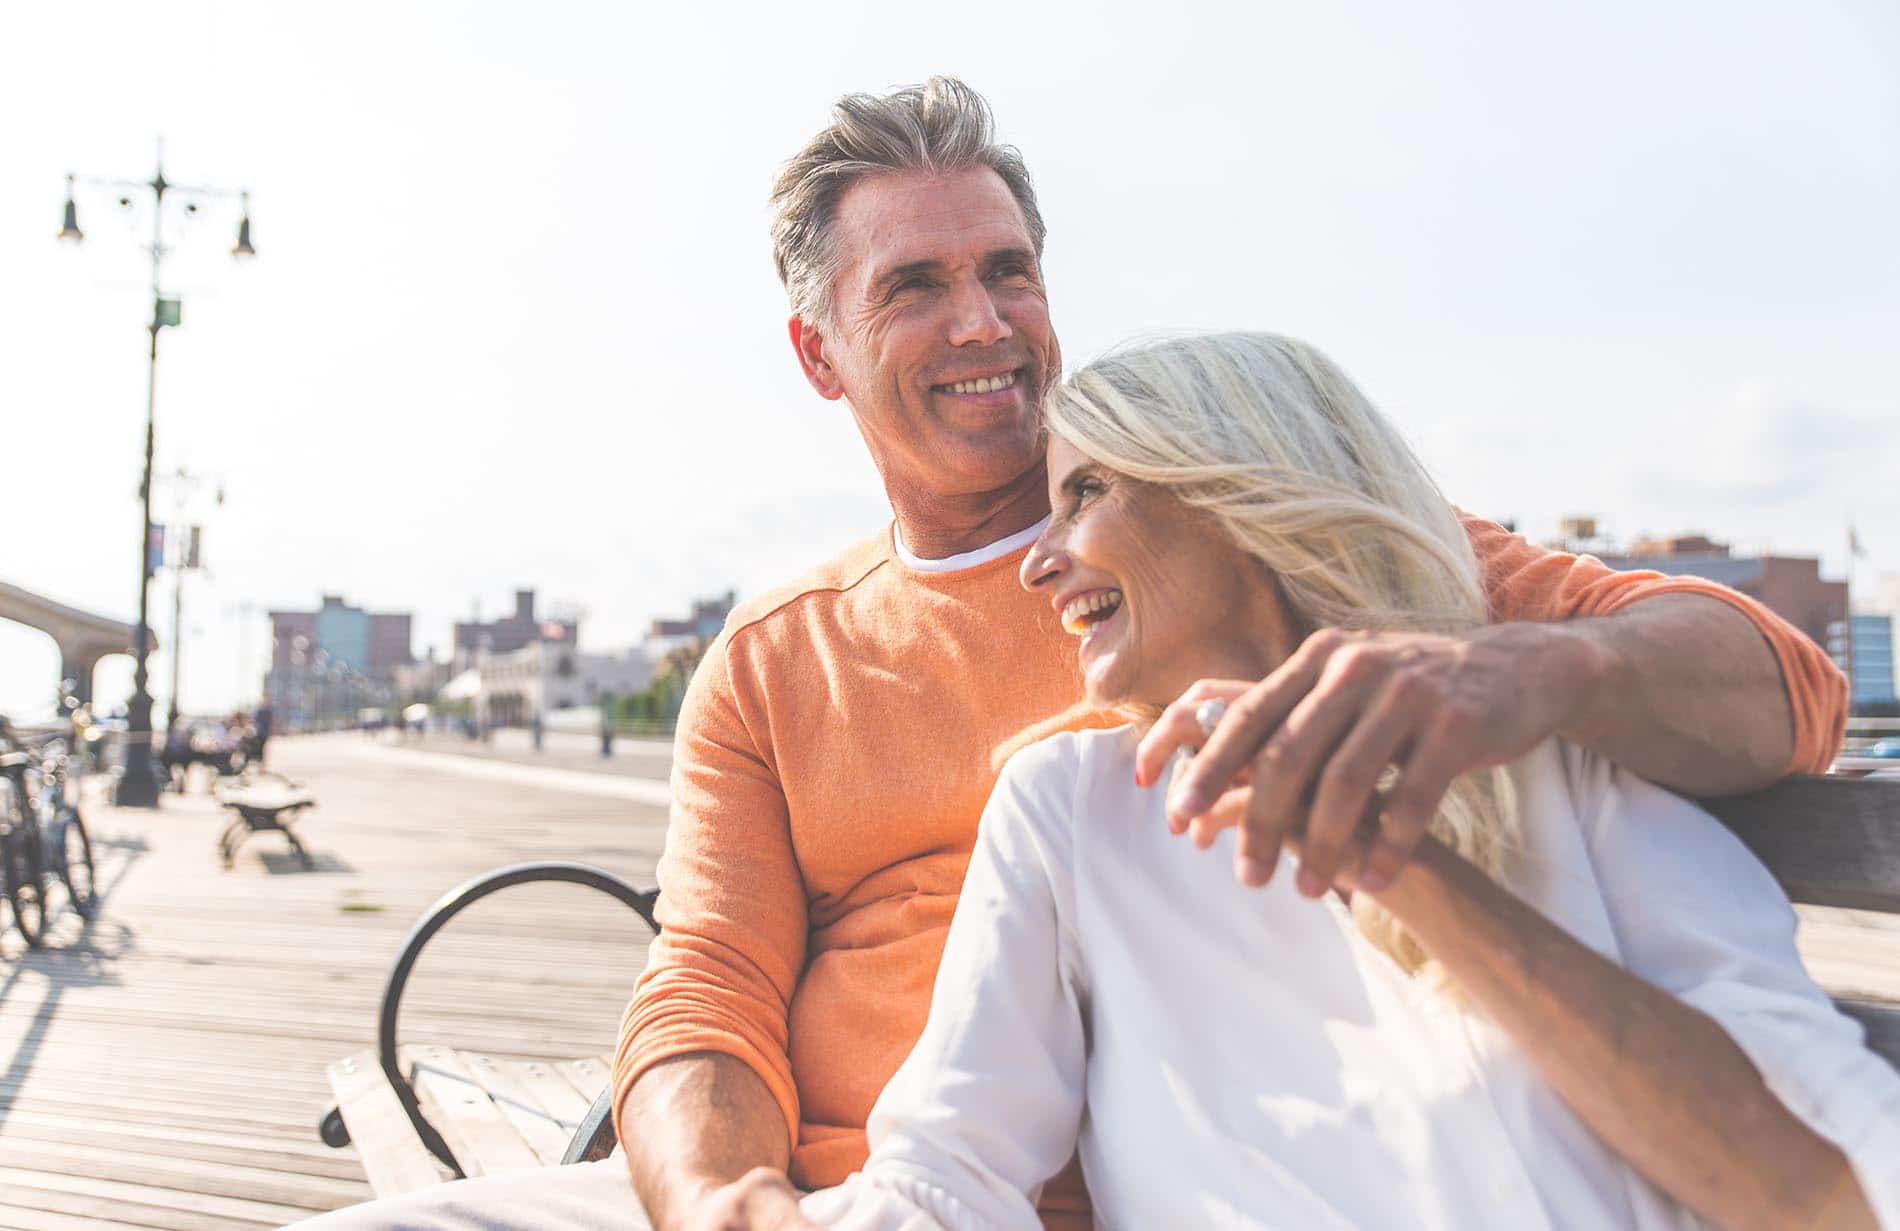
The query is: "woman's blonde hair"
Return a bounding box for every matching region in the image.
[1043,331,1517,976]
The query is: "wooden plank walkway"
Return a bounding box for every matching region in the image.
[0,734,668,1229]
[1,734,1896,1228]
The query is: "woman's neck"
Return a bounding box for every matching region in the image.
[1133,593,1305,712]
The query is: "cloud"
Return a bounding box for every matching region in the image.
[1633,390,1898,512]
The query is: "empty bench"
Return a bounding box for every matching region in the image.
[214,771,318,868]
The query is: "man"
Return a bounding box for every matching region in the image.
[304,77,1843,1231]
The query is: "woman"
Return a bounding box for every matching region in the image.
[799,333,1899,1230]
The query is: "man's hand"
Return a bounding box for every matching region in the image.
[681,1167,818,1231]
[1135,623,1601,896]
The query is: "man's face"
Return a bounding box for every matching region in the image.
[794,167,1058,499]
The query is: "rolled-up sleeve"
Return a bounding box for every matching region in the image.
[1462,514,1848,774]
[612,627,808,1148]
[1575,750,1900,1225]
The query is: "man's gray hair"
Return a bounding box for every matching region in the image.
[769,76,1046,324]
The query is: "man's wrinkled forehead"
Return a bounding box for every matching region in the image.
[832,169,1035,294]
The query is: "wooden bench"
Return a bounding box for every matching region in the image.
[318,862,658,1194]
[316,777,1900,1202]
[1702,774,1900,1059]
[214,771,318,868]
[325,1047,615,1193]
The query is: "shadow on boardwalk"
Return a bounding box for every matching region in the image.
[0,736,668,1230]
[0,829,148,1131]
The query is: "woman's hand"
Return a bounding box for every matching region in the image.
[1134,624,1596,896]
[1136,676,1388,896]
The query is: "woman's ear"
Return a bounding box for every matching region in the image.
[789,316,845,401]
[1255,564,1310,661]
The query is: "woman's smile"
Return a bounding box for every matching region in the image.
[1058,587,1123,635]
[1061,586,1128,677]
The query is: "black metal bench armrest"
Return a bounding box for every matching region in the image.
[377,861,659,1174]
[563,1082,619,1165]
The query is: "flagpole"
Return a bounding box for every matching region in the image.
[1848,518,1859,612]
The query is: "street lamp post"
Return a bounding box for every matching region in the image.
[58,145,255,807]
[160,467,223,734]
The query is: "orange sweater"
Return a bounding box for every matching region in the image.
[613,515,1845,1221]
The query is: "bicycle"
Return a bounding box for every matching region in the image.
[32,735,96,921]
[0,728,97,946]
[0,746,49,947]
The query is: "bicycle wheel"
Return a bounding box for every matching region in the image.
[52,808,95,919]
[3,822,46,947]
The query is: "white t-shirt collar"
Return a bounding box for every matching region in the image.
[893,515,1051,574]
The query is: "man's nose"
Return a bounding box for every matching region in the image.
[946,276,1012,348]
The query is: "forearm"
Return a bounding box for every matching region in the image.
[1374,841,1873,1230]
[620,1051,793,1231]
[1553,593,1794,794]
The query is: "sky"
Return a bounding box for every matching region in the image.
[1,0,1896,721]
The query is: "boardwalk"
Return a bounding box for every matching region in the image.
[0,735,669,1229]
[2,735,1897,1229]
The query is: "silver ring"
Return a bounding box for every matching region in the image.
[1194,698,1229,741]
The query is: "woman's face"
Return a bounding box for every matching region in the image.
[1023,434,1299,709]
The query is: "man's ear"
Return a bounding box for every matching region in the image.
[789,316,846,402]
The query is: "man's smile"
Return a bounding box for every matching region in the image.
[931,367,1022,397]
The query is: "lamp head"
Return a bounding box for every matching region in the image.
[57,178,84,243]
[232,192,256,259]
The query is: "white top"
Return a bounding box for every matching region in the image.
[892,517,1051,574]
[803,729,1900,1231]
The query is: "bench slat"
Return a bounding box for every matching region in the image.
[507,1060,594,1135]
[553,1058,612,1107]
[216,788,314,810]
[403,1045,542,1178]
[324,1050,449,1197]
[456,1052,575,1166]
[1702,777,1900,913]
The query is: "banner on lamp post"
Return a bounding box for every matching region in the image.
[147,522,166,577]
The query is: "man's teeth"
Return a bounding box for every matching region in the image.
[943,371,1018,395]
[1061,589,1124,635]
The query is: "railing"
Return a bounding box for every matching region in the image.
[541,709,676,741]
[1846,716,1900,746]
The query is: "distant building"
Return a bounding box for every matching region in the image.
[264,595,414,728]
[643,591,737,660]
[475,640,656,727]
[1837,613,1897,711]
[387,588,734,728]
[1595,535,1846,652]
[1545,515,1619,558]
[392,654,455,705]
[474,592,737,727]
[454,589,576,661]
